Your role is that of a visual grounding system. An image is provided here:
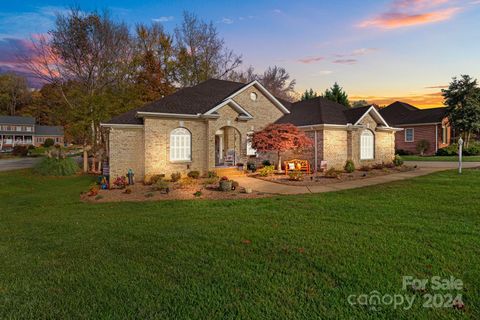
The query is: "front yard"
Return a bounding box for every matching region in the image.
[0,169,479,319]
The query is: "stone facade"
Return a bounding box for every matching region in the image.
[108,86,286,180]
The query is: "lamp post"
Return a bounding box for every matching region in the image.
[458,137,463,174]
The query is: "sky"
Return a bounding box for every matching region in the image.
[1,0,480,108]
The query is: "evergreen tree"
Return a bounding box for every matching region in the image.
[442,75,480,147]
[301,88,318,101]
[322,82,350,107]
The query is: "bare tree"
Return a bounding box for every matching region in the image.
[226,66,257,83]
[24,8,134,171]
[175,11,242,87]
[259,66,296,101]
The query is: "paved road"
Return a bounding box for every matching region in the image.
[404,161,480,169]
[0,157,41,172]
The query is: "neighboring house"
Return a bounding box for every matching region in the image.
[102,79,400,180]
[379,101,450,155]
[0,116,64,150]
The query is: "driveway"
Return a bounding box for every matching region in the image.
[0,157,42,172]
[404,161,480,169]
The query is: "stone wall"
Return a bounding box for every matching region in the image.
[108,127,144,179]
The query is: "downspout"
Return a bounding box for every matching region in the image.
[435,125,438,153]
[314,130,318,172]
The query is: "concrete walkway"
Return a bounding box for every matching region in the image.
[236,167,454,195]
[0,157,41,172]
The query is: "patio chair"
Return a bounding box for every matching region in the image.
[224,149,236,166]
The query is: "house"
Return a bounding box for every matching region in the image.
[0,116,64,150]
[379,101,451,155]
[102,79,400,180]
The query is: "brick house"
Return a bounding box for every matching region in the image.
[0,116,64,150]
[102,79,400,180]
[379,101,451,155]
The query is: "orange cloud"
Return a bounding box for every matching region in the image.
[351,92,444,108]
[359,7,460,29]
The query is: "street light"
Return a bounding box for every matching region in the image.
[458,137,463,174]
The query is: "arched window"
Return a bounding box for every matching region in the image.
[360,130,374,160]
[170,128,191,161]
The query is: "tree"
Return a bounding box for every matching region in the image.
[259,66,296,102]
[352,100,369,108]
[25,8,134,171]
[134,23,176,101]
[0,73,31,115]
[416,139,430,156]
[175,11,242,87]
[323,82,350,107]
[442,75,480,147]
[252,123,313,171]
[301,88,318,101]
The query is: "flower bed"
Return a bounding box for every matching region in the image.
[81,175,267,202]
[250,165,415,186]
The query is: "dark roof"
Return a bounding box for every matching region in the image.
[35,125,64,136]
[379,102,446,125]
[276,97,372,126]
[106,79,248,124]
[0,116,35,125]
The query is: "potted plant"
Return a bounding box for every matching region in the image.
[219,176,232,191]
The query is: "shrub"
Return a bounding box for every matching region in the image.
[393,154,404,166]
[372,163,384,170]
[144,192,154,198]
[12,145,29,157]
[187,171,200,179]
[43,138,55,148]
[144,174,165,185]
[464,143,480,156]
[288,171,303,181]
[33,157,79,176]
[177,177,196,189]
[231,180,239,189]
[258,165,275,177]
[112,176,127,189]
[246,161,256,172]
[395,149,412,156]
[262,159,271,166]
[206,171,218,178]
[384,162,395,168]
[152,179,170,193]
[204,176,219,185]
[193,190,202,197]
[344,160,355,173]
[170,172,181,182]
[325,168,339,178]
[416,139,430,156]
[436,144,458,156]
[359,165,372,172]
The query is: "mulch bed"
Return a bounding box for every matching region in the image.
[251,165,415,186]
[81,180,270,203]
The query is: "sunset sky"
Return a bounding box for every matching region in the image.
[1,0,479,108]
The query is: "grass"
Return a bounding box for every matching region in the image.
[402,155,480,162]
[0,169,479,319]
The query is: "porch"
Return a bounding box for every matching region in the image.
[0,135,33,149]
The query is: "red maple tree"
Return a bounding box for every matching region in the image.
[251,123,313,170]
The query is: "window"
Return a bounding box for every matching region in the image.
[360,130,374,160]
[442,126,447,144]
[170,128,191,161]
[246,132,256,156]
[16,126,22,132]
[405,128,414,142]
[250,92,257,101]
[26,126,32,132]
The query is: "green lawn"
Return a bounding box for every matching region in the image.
[402,155,480,162]
[0,170,479,319]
